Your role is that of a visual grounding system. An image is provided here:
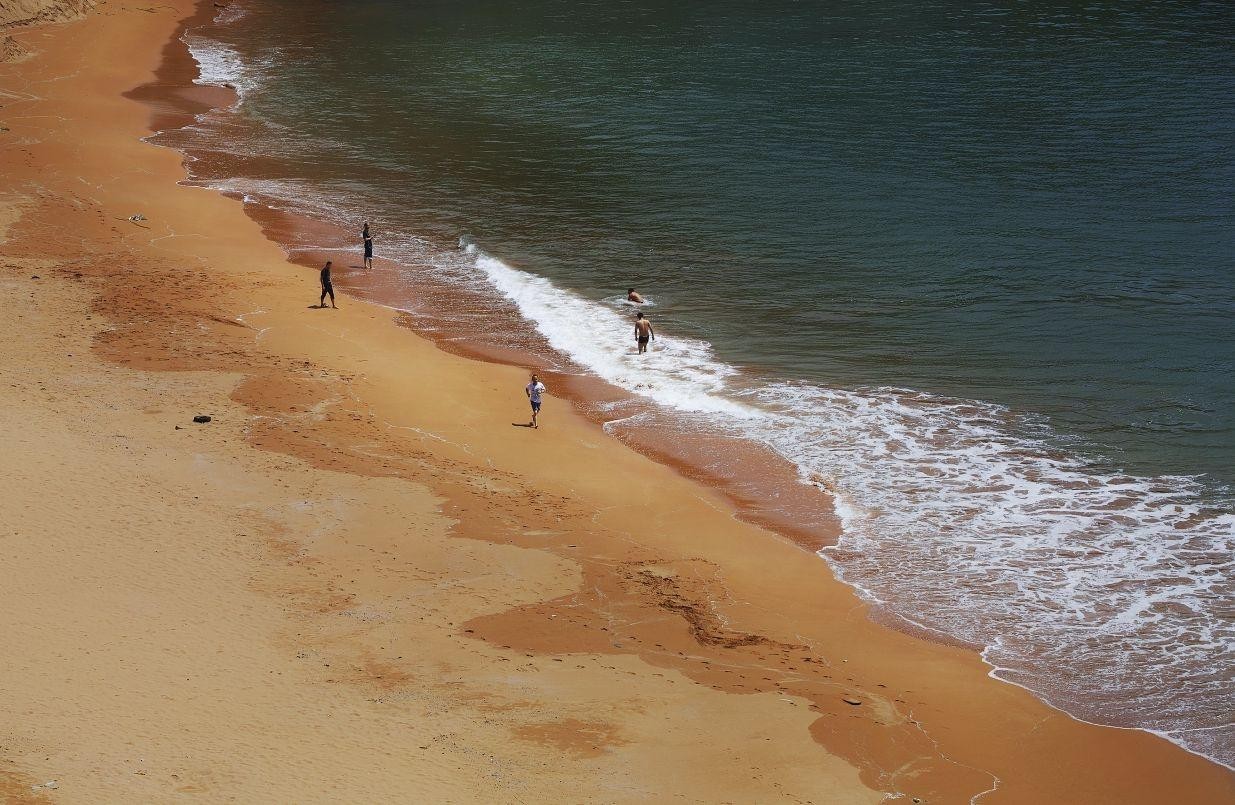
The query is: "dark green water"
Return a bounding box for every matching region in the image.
[175,0,1235,767]
[192,0,1233,486]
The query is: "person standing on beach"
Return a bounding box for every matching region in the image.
[362,222,374,270]
[319,260,336,309]
[634,311,655,354]
[627,287,644,304]
[525,373,546,428]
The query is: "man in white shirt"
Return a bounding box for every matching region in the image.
[525,373,546,428]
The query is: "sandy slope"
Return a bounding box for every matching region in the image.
[0,0,91,30]
[0,2,1231,803]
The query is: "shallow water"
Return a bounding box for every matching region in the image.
[168,0,1234,766]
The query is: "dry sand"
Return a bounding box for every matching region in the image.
[1,1,1232,802]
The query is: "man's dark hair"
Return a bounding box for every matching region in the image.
[636,312,643,319]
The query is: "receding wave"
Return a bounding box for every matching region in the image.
[468,242,753,417]
[463,242,1235,769]
[183,33,258,101]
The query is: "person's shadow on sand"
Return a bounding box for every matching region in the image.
[308,304,336,309]
[511,422,535,428]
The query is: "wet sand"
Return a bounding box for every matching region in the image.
[0,1,1232,802]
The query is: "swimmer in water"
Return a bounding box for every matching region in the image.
[627,288,644,304]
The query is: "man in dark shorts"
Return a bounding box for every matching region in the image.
[634,311,654,354]
[362,222,374,270]
[319,260,336,309]
[525,373,546,428]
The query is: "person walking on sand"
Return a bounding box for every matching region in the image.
[634,311,655,354]
[627,287,644,304]
[319,260,337,309]
[525,373,546,428]
[362,222,374,270]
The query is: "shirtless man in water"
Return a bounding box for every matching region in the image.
[634,311,655,354]
[627,287,644,304]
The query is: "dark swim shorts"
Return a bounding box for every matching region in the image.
[530,399,542,412]
[637,336,649,345]
[364,241,373,258]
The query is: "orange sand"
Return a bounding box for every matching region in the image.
[1,2,1232,802]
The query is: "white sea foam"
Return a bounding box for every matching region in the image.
[466,241,756,417]
[601,294,657,308]
[183,33,258,102]
[461,242,1235,767]
[749,384,1232,749]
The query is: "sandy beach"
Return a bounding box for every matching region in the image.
[1,1,1232,802]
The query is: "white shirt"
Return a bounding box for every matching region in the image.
[526,381,545,403]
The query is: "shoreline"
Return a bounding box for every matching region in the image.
[0,1,1231,802]
[120,0,1235,777]
[163,1,1235,768]
[153,1,1040,685]
[142,2,852,563]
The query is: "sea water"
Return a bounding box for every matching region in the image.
[166,0,1234,767]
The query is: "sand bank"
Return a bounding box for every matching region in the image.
[0,2,1231,802]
